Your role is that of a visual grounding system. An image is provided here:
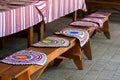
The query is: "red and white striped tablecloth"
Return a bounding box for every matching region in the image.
[45,0,87,22]
[0,0,87,37]
[0,1,46,37]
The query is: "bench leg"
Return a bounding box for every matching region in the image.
[83,40,92,60]
[53,43,83,70]
[31,65,48,80]
[17,71,30,80]
[71,44,83,70]
[103,20,111,39]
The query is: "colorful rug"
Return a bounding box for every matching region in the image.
[1,50,47,65]
[54,27,89,47]
[81,17,104,28]
[70,21,99,28]
[70,13,105,28]
[32,36,70,47]
[87,13,106,18]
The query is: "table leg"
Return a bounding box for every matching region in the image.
[0,37,5,49]
[27,27,34,47]
[73,11,77,21]
[38,21,45,41]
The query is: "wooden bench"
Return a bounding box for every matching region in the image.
[93,12,111,39]
[86,0,120,13]
[0,34,92,80]
[70,12,111,39]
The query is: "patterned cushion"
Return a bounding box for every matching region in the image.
[70,13,105,28]
[54,27,89,47]
[81,17,104,27]
[70,21,99,28]
[87,13,106,18]
[1,50,47,65]
[32,36,70,47]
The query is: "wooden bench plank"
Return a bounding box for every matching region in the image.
[1,65,30,78]
[0,63,12,74]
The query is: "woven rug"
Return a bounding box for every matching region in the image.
[70,21,99,28]
[32,36,70,47]
[54,27,89,47]
[87,13,106,18]
[81,17,104,28]
[1,50,47,65]
[70,13,106,28]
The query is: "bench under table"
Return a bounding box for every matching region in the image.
[0,35,92,80]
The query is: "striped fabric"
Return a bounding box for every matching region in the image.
[34,1,47,22]
[45,0,87,22]
[0,1,46,37]
[0,0,86,37]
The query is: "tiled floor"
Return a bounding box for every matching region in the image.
[0,10,120,80]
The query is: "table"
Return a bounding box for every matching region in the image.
[45,0,87,22]
[0,0,87,48]
[0,0,46,48]
[0,0,46,37]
